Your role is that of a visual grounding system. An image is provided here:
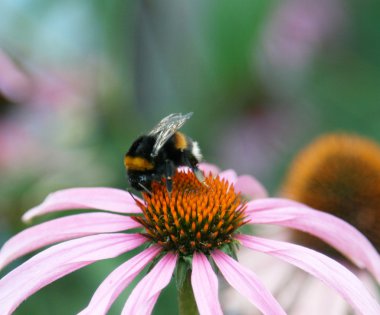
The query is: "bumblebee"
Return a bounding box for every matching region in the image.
[124,113,204,192]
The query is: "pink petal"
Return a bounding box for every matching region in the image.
[22,187,143,222]
[191,252,223,315]
[121,252,177,315]
[198,162,220,175]
[246,197,304,211]
[238,234,380,315]
[235,175,268,199]
[79,245,161,315]
[0,212,142,270]
[178,166,192,173]
[218,169,238,183]
[246,198,380,282]
[211,250,286,315]
[0,233,147,315]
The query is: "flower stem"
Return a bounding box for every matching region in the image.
[178,270,199,315]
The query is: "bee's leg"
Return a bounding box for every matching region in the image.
[138,183,152,195]
[164,160,175,192]
[192,166,207,186]
[182,154,206,186]
[193,166,205,182]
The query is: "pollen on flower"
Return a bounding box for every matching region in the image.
[282,133,380,255]
[132,171,247,256]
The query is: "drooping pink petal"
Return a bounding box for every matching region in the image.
[191,252,223,315]
[218,169,238,183]
[121,252,177,315]
[246,197,304,211]
[0,212,142,270]
[78,245,161,315]
[247,199,380,281]
[198,162,220,176]
[246,198,380,282]
[211,250,286,315]
[0,233,147,315]
[22,187,143,222]
[235,175,268,199]
[238,234,380,315]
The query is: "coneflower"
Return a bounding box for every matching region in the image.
[0,163,379,314]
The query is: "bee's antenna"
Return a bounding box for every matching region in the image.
[126,188,138,203]
[126,188,136,200]
[126,188,147,208]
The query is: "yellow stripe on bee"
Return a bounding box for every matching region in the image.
[174,132,187,150]
[124,156,154,171]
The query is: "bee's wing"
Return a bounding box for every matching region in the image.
[149,112,193,157]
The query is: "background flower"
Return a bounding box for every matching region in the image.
[222,134,380,314]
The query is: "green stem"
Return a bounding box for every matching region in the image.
[178,270,199,315]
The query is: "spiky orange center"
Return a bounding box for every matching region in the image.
[132,171,247,256]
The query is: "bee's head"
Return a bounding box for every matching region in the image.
[127,171,154,191]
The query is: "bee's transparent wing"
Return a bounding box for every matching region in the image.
[149,112,193,157]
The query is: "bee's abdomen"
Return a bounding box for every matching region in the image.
[162,132,202,167]
[173,131,188,150]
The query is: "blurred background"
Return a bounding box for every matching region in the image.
[0,0,379,314]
